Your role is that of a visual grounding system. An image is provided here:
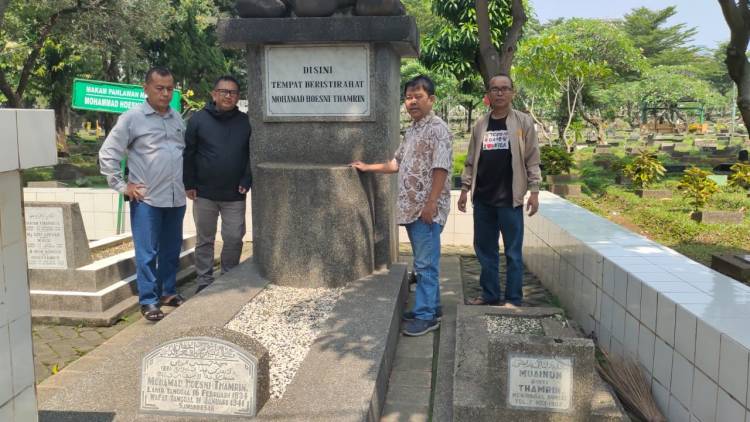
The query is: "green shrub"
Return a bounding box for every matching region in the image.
[677,167,719,212]
[453,152,467,177]
[729,163,750,192]
[540,145,574,176]
[622,150,665,189]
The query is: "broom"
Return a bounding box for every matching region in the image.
[596,350,666,422]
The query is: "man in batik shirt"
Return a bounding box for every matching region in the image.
[351,75,452,336]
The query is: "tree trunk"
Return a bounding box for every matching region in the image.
[52,97,70,153]
[581,110,606,145]
[718,0,750,138]
[466,104,474,133]
[475,0,526,85]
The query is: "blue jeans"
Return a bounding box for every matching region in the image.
[130,202,186,305]
[405,220,443,321]
[473,201,524,305]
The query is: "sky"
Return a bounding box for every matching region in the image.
[531,0,729,51]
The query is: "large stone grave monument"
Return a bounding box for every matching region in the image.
[219,4,418,288]
[0,109,57,421]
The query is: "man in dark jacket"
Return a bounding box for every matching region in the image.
[184,75,252,293]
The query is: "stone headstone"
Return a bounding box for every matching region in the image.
[140,327,270,418]
[454,306,597,421]
[24,202,91,269]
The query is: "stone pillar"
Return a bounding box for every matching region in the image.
[0,109,57,421]
[219,16,418,287]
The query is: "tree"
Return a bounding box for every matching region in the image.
[144,0,243,101]
[718,0,750,137]
[621,6,699,66]
[475,0,526,84]
[421,0,527,129]
[514,19,644,149]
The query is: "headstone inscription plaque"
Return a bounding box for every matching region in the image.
[265,44,370,118]
[507,355,573,412]
[25,206,67,269]
[140,335,269,418]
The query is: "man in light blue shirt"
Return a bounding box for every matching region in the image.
[99,66,186,321]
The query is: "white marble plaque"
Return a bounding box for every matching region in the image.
[265,44,370,117]
[140,338,258,417]
[25,206,67,269]
[507,355,573,411]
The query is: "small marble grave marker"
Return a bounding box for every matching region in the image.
[140,328,269,418]
[507,355,573,412]
[25,206,67,269]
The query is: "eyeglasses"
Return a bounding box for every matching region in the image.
[215,89,239,97]
[489,87,513,94]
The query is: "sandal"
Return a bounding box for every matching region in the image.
[141,304,164,321]
[160,294,185,307]
[466,296,502,306]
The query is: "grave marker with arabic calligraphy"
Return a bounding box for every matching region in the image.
[140,332,269,418]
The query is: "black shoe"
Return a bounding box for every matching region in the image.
[403,307,443,322]
[140,304,164,322]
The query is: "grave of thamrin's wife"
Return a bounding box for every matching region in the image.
[38,3,416,421]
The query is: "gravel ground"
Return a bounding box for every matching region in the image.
[226,284,344,399]
[485,315,545,336]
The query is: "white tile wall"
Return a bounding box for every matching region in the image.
[9,317,33,395]
[672,351,695,408]
[2,242,29,323]
[0,173,23,248]
[692,368,718,422]
[13,386,38,422]
[657,294,677,346]
[0,112,19,173]
[719,335,749,406]
[696,320,722,382]
[0,324,12,406]
[16,109,56,170]
[654,337,674,388]
[717,388,745,422]
[676,305,698,362]
[524,191,750,422]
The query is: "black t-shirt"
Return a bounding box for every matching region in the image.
[473,116,513,207]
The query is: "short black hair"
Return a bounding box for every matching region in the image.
[404,75,436,96]
[144,66,173,83]
[488,73,514,89]
[213,75,240,90]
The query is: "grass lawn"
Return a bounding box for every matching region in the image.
[567,179,750,267]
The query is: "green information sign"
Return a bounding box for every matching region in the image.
[71,78,182,114]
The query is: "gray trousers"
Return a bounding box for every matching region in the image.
[193,197,246,288]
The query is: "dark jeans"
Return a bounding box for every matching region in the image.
[130,202,186,305]
[473,200,524,305]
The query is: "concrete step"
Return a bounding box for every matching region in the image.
[30,250,194,315]
[29,235,196,291]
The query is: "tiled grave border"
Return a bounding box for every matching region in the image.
[525,191,750,422]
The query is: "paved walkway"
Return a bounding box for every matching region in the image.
[380,250,555,422]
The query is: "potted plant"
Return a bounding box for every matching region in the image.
[541,145,581,197]
[729,162,750,197]
[622,150,669,198]
[678,167,742,223]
